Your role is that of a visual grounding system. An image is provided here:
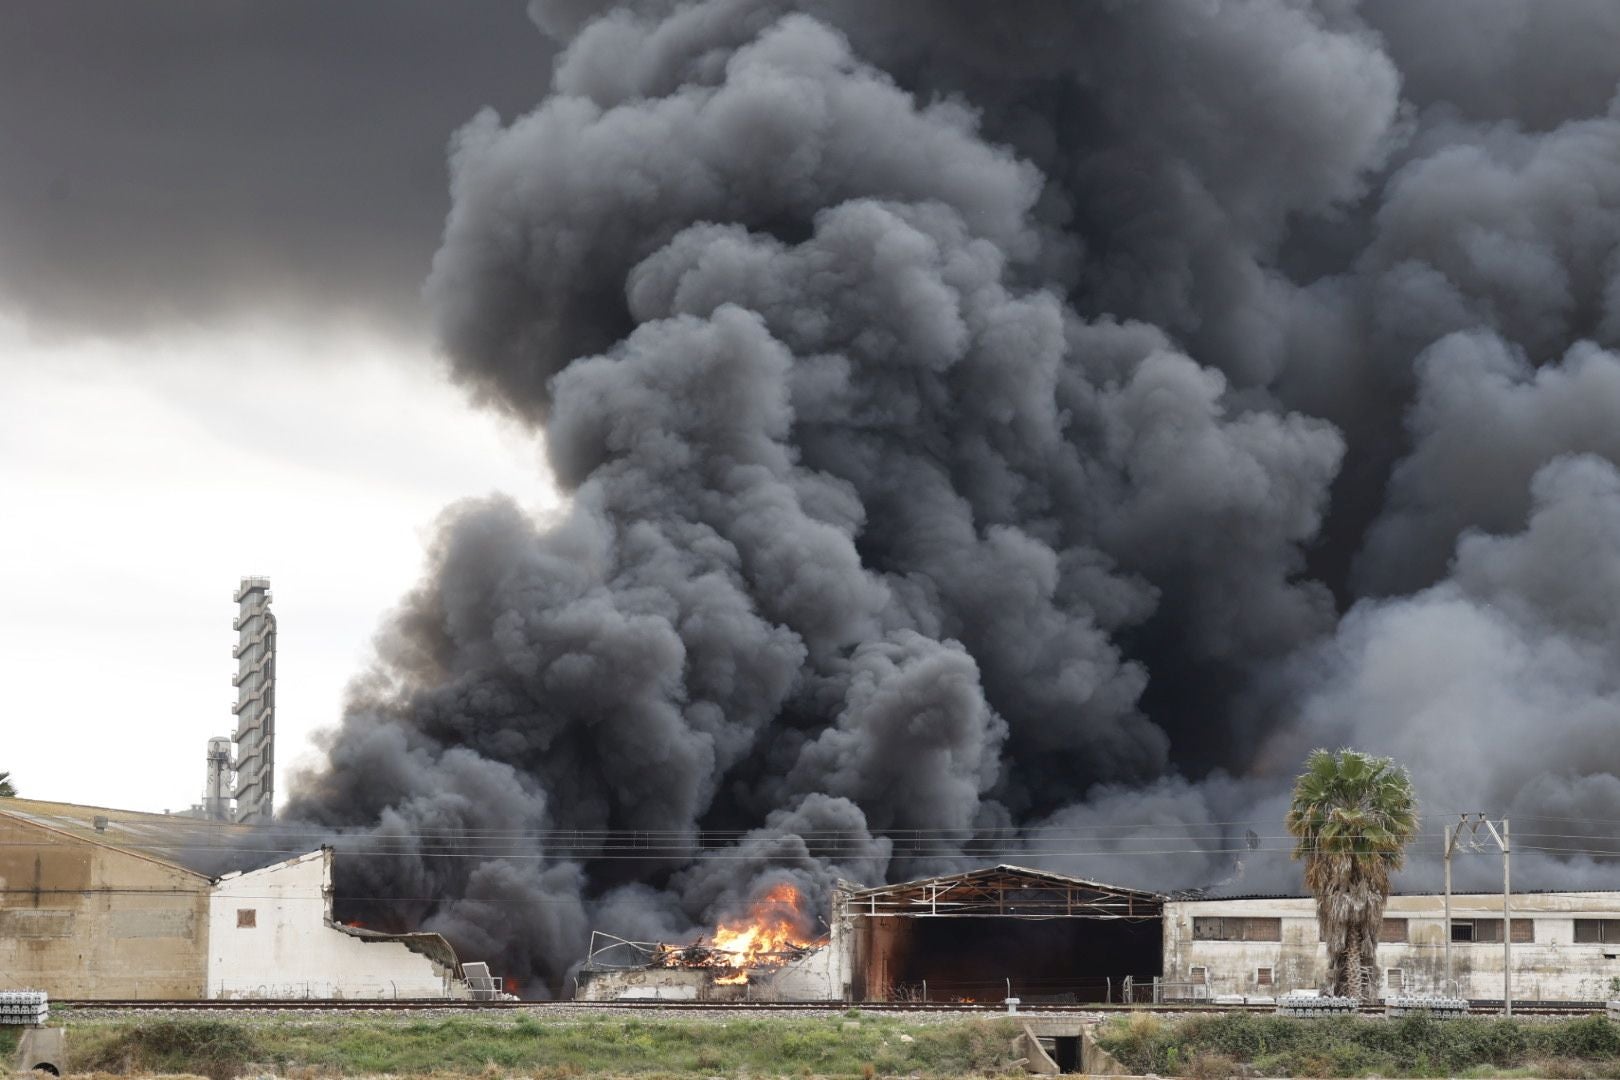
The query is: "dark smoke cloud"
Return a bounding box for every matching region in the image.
[277,0,1620,992]
[0,1,551,336]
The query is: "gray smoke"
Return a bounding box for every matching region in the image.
[283,0,1620,992]
[0,1,552,337]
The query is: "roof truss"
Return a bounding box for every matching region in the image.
[841,866,1163,921]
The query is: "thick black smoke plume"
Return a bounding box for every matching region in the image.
[284,1,1620,994]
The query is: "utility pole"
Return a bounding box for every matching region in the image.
[1483,818,1511,1017]
[1443,814,1512,1015]
[1443,822,1455,995]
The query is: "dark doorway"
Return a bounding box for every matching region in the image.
[860,915,1161,1002]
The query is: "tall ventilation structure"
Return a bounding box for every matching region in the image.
[230,576,276,824]
[203,737,233,821]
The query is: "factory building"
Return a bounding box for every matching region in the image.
[577,863,1620,1005]
[0,799,214,998]
[0,797,471,1000]
[1163,891,1620,1003]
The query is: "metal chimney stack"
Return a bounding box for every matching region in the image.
[230,576,276,824]
[204,737,234,821]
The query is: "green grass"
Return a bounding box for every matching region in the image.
[0,1025,18,1061]
[1096,1012,1620,1078]
[64,1014,1022,1078]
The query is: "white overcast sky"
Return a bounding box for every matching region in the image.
[0,315,558,813]
[0,2,559,813]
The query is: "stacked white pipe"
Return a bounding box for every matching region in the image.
[0,991,48,1026]
[1385,995,1469,1018]
[1277,993,1359,1017]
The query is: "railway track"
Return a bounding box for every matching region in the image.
[56,999,1100,1013]
[54,998,1612,1015]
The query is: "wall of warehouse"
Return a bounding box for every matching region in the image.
[207,848,465,999]
[0,812,210,999]
[1166,893,1620,1002]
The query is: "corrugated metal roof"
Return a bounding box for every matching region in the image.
[843,862,1168,901]
[0,796,285,878]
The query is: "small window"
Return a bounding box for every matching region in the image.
[1456,918,1533,944]
[236,908,256,928]
[1575,919,1620,944]
[1256,967,1273,987]
[1193,916,1281,942]
[1387,968,1404,991]
[1190,965,1208,983]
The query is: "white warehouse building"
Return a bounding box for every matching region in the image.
[209,848,465,999]
[1165,891,1620,1003]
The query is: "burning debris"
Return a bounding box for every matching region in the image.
[652,941,824,986]
[593,884,827,986]
[698,883,826,981]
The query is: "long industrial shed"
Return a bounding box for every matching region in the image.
[0,797,466,999]
[579,863,1620,1005]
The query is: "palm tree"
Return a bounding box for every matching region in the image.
[1286,748,1419,1002]
[0,771,14,797]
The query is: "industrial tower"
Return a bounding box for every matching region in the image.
[202,737,233,820]
[230,576,276,824]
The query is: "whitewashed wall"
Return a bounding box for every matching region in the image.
[1165,892,1620,1002]
[207,848,464,999]
[770,911,854,1001]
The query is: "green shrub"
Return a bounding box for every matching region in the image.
[62,1014,1021,1077]
[1186,1050,1240,1079]
[1096,1012,1620,1078]
[70,1019,260,1080]
[1540,1017,1620,1059]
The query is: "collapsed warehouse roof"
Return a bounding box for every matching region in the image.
[576,931,833,1000]
[576,881,840,1001]
[838,865,1166,1003]
[841,864,1166,920]
[575,864,1168,1003]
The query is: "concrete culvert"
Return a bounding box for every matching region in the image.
[16,1026,65,1077]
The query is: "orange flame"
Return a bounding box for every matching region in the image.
[709,882,817,966]
[657,882,826,984]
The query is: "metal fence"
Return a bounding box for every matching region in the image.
[1121,976,1211,1004]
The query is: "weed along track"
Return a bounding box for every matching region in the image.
[52,1003,1620,1079]
[1096,1011,1620,1079]
[56,1010,1031,1078]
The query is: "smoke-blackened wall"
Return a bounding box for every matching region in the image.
[284,0,1620,993]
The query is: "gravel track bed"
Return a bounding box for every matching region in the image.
[57,1004,1110,1026]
